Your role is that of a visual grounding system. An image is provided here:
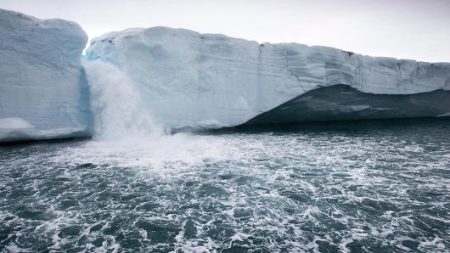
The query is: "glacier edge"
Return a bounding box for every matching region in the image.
[86,26,450,129]
[0,8,449,143]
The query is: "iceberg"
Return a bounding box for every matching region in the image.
[1,8,449,143]
[86,27,450,129]
[0,9,92,142]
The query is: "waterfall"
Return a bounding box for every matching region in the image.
[83,60,164,140]
[76,59,236,169]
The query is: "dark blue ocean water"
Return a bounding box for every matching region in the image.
[1,119,449,252]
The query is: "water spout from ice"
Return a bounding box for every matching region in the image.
[83,60,165,140]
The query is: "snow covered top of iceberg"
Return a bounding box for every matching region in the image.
[0,9,91,142]
[86,26,450,129]
[0,8,87,61]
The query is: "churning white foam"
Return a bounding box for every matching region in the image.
[58,133,235,171]
[65,60,236,169]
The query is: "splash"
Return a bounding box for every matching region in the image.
[57,133,237,171]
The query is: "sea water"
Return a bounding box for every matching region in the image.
[0,119,449,252]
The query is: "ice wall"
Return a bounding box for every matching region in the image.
[1,9,449,143]
[0,9,92,142]
[86,27,450,129]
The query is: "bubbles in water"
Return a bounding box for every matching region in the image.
[1,121,450,252]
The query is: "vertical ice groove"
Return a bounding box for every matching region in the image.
[256,44,264,113]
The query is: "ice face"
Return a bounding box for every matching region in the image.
[1,9,449,143]
[0,9,92,142]
[86,27,450,129]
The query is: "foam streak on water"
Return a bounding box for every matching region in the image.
[1,120,449,252]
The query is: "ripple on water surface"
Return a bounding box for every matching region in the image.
[0,120,449,252]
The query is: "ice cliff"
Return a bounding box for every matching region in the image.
[0,9,92,142]
[1,9,449,143]
[86,27,450,129]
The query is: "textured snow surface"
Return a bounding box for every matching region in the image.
[86,27,450,129]
[0,9,92,142]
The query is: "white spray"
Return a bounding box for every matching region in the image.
[75,60,235,169]
[83,60,164,140]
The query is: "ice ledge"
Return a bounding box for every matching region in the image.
[243,84,450,125]
[0,128,91,144]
